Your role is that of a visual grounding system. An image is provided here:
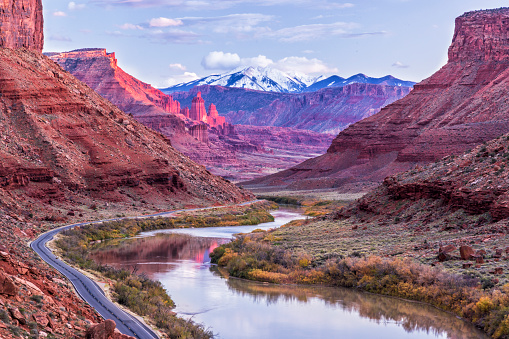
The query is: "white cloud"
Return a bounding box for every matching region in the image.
[53,11,67,17]
[180,13,273,35]
[149,17,183,27]
[164,72,200,86]
[392,61,409,69]
[169,63,187,71]
[68,2,86,10]
[201,51,336,74]
[119,23,144,30]
[144,29,202,44]
[273,56,337,74]
[201,51,241,70]
[260,22,386,42]
[240,55,274,68]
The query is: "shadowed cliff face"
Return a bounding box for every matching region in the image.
[0,0,43,51]
[245,8,509,192]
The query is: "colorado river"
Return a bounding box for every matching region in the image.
[91,209,487,338]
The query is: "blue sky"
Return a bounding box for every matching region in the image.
[43,0,508,88]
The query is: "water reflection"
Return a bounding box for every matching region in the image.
[91,210,487,339]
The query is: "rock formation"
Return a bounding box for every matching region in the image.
[0,48,252,213]
[173,83,412,134]
[48,49,181,116]
[0,0,43,51]
[245,8,509,192]
[189,91,207,122]
[47,49,333,182]
[207,103,226,128]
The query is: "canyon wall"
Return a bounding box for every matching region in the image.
[173,84,412,134]
[0,0,43,51]
[246,8,509,192]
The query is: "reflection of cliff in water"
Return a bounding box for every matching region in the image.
[90,234,225,274]
[220,269,487,339]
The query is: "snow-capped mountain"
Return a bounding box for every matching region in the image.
[160,66,415,94]
[162,66,321,94]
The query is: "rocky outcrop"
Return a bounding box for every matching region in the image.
[0,0,44,51]
[189,91,207,122]
[0,48,252,212]
[85,320,135,339]
[48,49,181,116]
[173,84,412,134]
[207,103,226,128]
[0,269,17,296]
[245,8,509,192]
[47,49,331,182]
[189,124,209,144]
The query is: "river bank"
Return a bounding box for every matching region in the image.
[50,200,276,338]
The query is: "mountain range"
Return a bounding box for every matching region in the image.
[161,66,415,94]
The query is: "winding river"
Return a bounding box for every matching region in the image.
[90,209,488,339]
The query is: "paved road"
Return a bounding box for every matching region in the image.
[30,200,259,338]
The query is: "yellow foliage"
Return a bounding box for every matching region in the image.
[475,296,494,315]
[248,269,287,284]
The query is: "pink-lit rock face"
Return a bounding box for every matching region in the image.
[49,49,181,116]
[245,8,509,192]
[207,103,226,128]
[0,0,43,51]
[190,91,207,122]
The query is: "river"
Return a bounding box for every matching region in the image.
[90,209,487,339]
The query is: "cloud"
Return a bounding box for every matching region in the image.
[49,34,72,41]
[201,51,241,70]
[180,13,273,34]
[53,11,67,17]
[143,29,202,44]
[119,23,144,30]
[260,22,383,42]
[273,56,337,74]
[149,17,183,27]
[68,2,86,10]
[392,61,409,69]
[164,72,200,86]
[200,51,336,74]
[240,55,274,68]
[169,63,187,71]
[91,0,354,10]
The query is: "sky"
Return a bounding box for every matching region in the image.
[43,0,509,88]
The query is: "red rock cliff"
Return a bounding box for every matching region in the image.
[0,48,252,212]
[246,8,509,192]
[49,49,181,116]
[0,0,43,51]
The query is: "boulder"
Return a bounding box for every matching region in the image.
[8,308,26,325]
[0,270,18,296]
[459,246,475,260]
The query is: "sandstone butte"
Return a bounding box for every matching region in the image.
[245,8,509,192]
[48,48,334,182]
[0,0,253,338]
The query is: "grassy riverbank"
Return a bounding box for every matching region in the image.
[211,208,509,338]
[53,200,276,339]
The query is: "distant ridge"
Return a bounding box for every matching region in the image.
[161,66,415,94]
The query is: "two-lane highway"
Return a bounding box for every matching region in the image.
[30,200,259,338]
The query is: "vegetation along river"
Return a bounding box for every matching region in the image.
[90,209,487,338]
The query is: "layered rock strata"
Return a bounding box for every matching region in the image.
[173,84,412,134]
[246,8,509,192]
[0,48,252,210]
